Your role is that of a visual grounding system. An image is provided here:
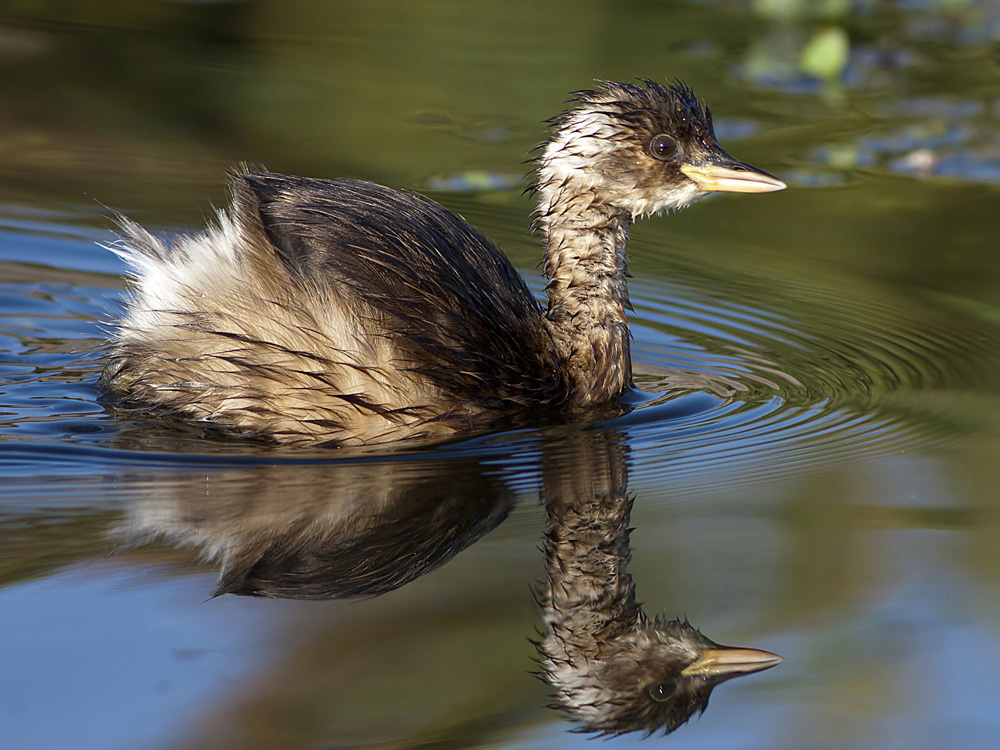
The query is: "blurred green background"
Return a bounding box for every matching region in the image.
[1,1,999,748]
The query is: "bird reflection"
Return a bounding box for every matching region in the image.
[537,429,780,735]
[114,430,779,736]
[114,457,514,599]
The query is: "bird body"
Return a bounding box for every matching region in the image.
[105,176,561,444]
[103,80,784,445]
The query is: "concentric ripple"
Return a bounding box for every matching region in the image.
[1,206,997,500]
[603,270,998,493]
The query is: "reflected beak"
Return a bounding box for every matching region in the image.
[681,647,783,680]
[680,161,787,194]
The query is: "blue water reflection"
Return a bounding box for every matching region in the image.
[2,1,1000,747]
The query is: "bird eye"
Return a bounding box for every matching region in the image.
[649,134,679,161]
[649,680,678,702]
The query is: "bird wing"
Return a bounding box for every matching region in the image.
[233,173,562,407]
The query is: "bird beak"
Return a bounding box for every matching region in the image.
[681,646,783,680]
[680,159,786,194]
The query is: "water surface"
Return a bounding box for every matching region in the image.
[2,2,999,748]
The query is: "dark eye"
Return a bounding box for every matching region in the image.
[649,134,678,161]
[649,680,678,702]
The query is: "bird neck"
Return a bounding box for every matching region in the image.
[541,433,640,648]
[538,179,634,406]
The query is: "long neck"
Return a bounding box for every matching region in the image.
[538,178,634,406]
[540,431,639,646]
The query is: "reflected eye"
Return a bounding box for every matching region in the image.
[649,134,679,161]
[649,680,678,702]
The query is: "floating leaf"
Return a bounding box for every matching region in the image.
[800,26,850,79]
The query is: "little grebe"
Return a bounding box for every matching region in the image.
[103,80,784,445]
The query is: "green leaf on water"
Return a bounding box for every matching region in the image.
[800,26,850,79]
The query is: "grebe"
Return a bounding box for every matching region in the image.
[539,430,781,735]
[102,80,785,445]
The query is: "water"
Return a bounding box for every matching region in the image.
[2,1,999,748]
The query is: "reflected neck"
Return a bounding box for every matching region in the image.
[541,436,638,643]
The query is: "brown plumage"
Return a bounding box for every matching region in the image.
[538,430,781,735]
[111,458,514,600]
[102,80,784,445]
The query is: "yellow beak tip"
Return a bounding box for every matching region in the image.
[681,163,787,194]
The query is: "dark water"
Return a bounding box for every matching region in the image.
[2,2,999,748]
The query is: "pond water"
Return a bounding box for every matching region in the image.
[2,1,999,748]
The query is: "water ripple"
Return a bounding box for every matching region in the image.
[610,271,996,493]
[1,215,996,498]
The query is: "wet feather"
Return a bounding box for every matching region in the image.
[102,80,783,444]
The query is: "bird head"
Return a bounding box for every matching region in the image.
[537,79,785,217]
[542,616,781,736]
